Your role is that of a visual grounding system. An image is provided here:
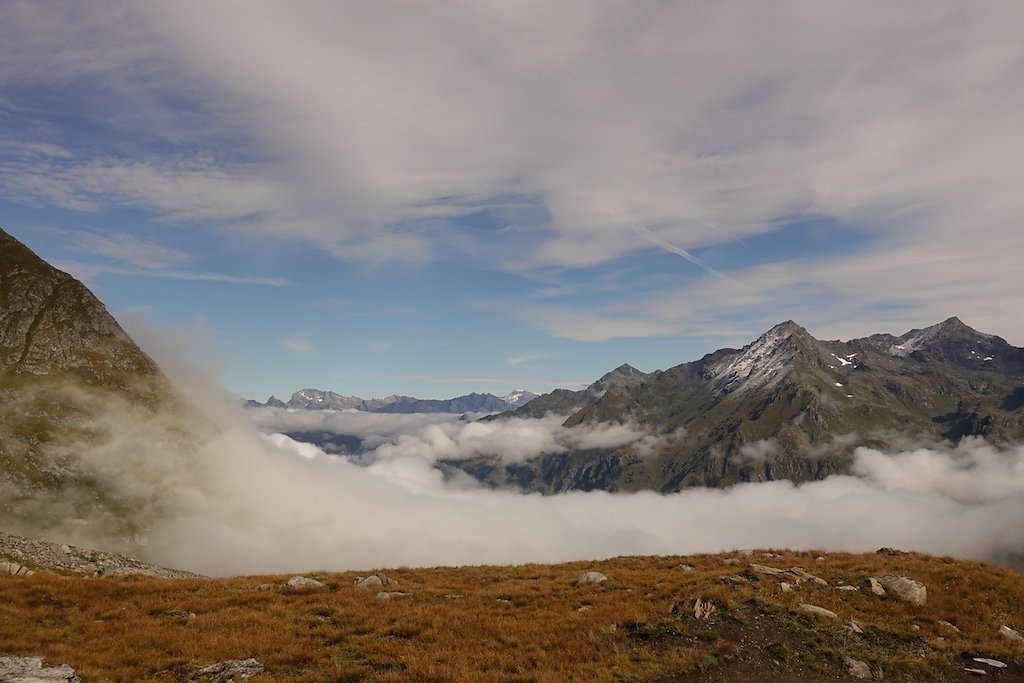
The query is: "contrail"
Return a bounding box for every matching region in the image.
[632,223,738,284]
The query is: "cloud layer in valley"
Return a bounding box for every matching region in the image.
[30,376,1023,577]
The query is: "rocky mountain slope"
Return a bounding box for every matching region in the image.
[249,387,538,413]
[0,227,199,545]
[470,318,1024,492]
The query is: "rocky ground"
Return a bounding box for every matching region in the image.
[1,546,1023,681]
[0,530,199,579]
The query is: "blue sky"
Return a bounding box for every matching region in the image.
[2,2,1023,401]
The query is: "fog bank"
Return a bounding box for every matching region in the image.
[141,406,1024,574]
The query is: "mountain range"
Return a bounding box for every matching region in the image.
[458,317,1024,492]
[3,224,1024,509]
[247,387,538,413]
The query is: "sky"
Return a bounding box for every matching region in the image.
[2,1,1024,401]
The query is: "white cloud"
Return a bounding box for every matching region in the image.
[3,2,1024,338]
[14,327,1024,576]
[56,260,290,288]
[282,335,314,353]
[75,231,191,269]
[505,351,550,366]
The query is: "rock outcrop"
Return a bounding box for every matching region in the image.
[0,656,81,682]
[0,530,198,578]
[0,228,159,385]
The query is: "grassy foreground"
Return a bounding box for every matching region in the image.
[1,549,1023,682]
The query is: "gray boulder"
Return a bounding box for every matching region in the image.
[844,656,872,679]
[874,575,926,606]
[286,576,325,590]
[354,573,394,589]
[577,571,607,585]
[0,657,81,682]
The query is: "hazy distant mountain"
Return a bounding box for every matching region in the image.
[467,318,1024,493]
[248,388,539,413]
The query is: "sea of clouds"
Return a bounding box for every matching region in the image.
[59,389,1022,576]
[24,320,1019,576]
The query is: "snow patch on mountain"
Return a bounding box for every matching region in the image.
[708,322,802,394]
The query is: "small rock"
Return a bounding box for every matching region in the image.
[196,658,264,682]
[845,620,864,634]
[693,597,717,620]
[874,575,926,606]
[738,549,753,557]
[677,564,694,572]
[868,577,886,596]
[780,582,793,593]
[496,598,511,604]
[0,656,82,682]
[375,591,409,599]
[837,585,859,591]
[287,576,325,590]
[964,668,988,676]
[576,605,593,613]
[844,656,872,679]
[442,594,463,600]
[788,567,828,586]
[748,563,786,577]
[354,573,393,589]
[815,556,826,562]
[724,574,750,584]
[973,658,1006,669]
[1000,625,1024,642]
[577,571,607,585]
[937,620,960,634]
[799,603,839,620]
[722,558,741,566]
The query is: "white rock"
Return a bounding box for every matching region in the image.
[693,597,717,620]
[964,667,988,675]
[799,603,839,620]
[937,620,960,634]
[973,658,1006,668]
[846,620,864,634]
[836,585,859,591]
[577,571,608,585]
[677,564,694,572]
[875,575,926,606]
[1000,625,1024,642]
[868,577,886,596]
[287,576,325,589]
[780,582,793,593]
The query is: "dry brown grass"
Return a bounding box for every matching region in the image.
[1,549,1022,682]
